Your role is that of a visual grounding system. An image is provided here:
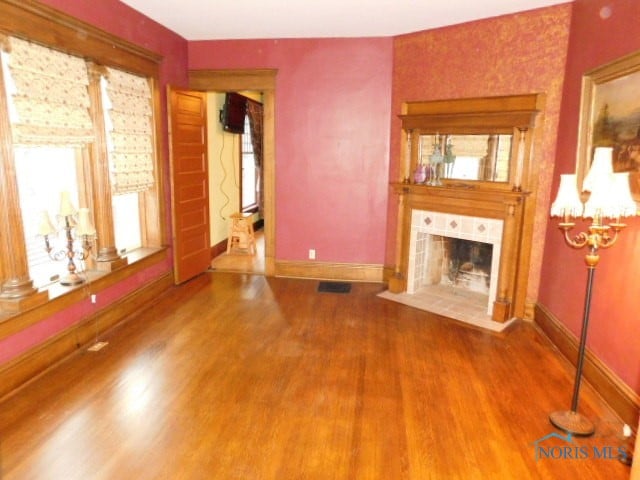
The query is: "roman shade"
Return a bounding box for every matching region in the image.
[0,36,94,147]
[102,67,155,195]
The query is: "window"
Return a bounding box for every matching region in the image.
[14,147,82,287]
[112,192,142,253]
[241,115,258,212]
[0,7,164,309]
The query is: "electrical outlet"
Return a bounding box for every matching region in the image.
[308,249,316,260]
[91,294,97,304]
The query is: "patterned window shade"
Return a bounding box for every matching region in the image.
[447,135,491,158]
[102,67,154,195]
[1,36,94,147]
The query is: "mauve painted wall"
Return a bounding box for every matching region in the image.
[189,38,393,263]
[388,4,573,307]
[539,0,640,394]
[0,0,188,364]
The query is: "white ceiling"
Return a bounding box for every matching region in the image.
[120,0,569,40]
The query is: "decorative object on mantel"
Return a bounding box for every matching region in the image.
[428,134,444,186]
[37,191,97,286]
[443,137,456,179]
[548,146,637,436]
[413,163,427,184]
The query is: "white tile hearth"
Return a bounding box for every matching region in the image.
[378,285,516,333]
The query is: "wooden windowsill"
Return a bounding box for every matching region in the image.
[0,246,169,341]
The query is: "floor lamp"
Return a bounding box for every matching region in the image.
[548,146,637,436]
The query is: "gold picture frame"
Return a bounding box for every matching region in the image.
[576,50,640,202]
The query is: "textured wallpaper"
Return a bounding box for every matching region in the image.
[388,4,573,307]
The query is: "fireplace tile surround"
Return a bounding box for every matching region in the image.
[380,209,515,332]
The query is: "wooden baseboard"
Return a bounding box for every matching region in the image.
[535,302,640,430]
[0,272,174,401]
[275,260,384,283]
[210,239,227,260]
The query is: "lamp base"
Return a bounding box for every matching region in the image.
[60,272,86,286]
[549,410,595,436]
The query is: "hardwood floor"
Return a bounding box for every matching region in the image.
[0,273,631,479]
[210,230,265,274]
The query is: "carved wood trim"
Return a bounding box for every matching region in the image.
[0,35,42,306]
[86,63,127,268]
[188,69,277,92]
[0,0,161,76]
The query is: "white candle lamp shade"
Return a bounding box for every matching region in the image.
[582,172,614,219]
[40,194,96,287]
[606,172,638,219]
[550,174,583,218]
[583,172,637,220]
[37,210,57,237]
[58,191,77,217]
[75,208,97,236]
[582,147,614,192]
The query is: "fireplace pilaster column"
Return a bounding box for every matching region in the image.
[389,188,407,293]
[492,201,520,322]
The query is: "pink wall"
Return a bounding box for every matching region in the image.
[388,4,573,306]
[539,0,640,393]
[189,38,393,263]
[0,0,188,364]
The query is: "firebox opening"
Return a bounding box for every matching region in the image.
[443,238,493,294]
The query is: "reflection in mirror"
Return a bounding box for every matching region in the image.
[418,134,512,182]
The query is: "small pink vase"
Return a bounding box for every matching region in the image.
[413,164,427,184]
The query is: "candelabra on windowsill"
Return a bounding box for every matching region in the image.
[549,146,637,436]
[37,192,97,286]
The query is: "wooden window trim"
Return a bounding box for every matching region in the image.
[0,0,167,318]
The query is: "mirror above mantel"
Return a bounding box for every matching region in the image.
[388,93,546,324]
[398,93,545,192]
[418,133,513,183]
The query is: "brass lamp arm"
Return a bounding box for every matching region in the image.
[560,222,626,251]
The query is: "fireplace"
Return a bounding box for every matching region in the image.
[406,210,503,319]
[386,94,543,325]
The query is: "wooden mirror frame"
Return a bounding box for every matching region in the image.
[398,94,545,192]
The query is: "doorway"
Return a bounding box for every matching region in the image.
[189,69,276,276]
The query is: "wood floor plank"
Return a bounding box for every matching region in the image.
[0,273,632,479]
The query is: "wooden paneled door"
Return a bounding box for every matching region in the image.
[168,88,210,284]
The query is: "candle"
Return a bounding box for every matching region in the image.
[37,210,57,236]
[75,208,96,236]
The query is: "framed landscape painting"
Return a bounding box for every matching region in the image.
[576,50,640,202]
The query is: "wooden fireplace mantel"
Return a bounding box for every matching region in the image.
[388,94,545,323]
[389,182,529,322]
